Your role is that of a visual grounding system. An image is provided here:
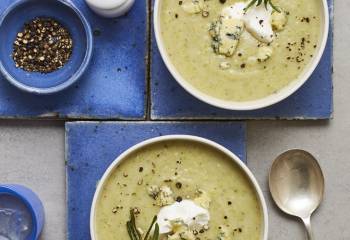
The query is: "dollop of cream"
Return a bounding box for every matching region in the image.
[157,200,210,234]
[221,2,275,43]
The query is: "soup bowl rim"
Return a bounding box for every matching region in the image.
[90,135,268,240]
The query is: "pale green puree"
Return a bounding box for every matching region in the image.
[160,0,322,101]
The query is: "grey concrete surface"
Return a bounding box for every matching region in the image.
[0,0,349,239]
[0,121,65,239]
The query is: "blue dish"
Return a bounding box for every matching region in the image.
[0,0,93,94]
[0,184,45,240]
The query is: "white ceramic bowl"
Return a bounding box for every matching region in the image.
[154,0,329,110]
[90,135,268,240]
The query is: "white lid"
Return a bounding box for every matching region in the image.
[85,0,129,10]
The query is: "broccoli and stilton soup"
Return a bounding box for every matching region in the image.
[94,140,263,240]
[159,0,322,101]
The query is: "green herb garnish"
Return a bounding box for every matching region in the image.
[244,0,281,12]
[126,210,159,240]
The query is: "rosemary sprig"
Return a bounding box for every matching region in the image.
[244,0,281,12]
[126,210,159,240]
[144,216,158,240]
[152,224,159,240]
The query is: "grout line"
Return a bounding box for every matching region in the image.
[145,0,152,121]
[0,116,331,122]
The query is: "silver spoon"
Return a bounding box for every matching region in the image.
[269,149,325,240]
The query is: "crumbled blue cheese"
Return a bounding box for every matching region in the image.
[256,46,273,62]
[178,231,196,240]
[193,189,211,209]
[168,230,195,240]
[167,220,196,240]
[159,186,175,206]
[147,185,175,206]
[217,225,230,240]
[247,46,273,63]
[182,0,204,14]
[271,11,288,31]
[209,18,245,57]
[158,186,175,206]
[209,2,289,63]
[147,185,160,199]
[219,62,231,70]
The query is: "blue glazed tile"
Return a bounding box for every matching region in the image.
[66,121,246,240]
[151,0,333,120]
[0,0,147,119]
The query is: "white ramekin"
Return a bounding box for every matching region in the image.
[85,0,135,18]
[90,135,268,240]
[154,0,329,110]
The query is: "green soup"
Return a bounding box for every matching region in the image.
[159,0,322,101]
[94,140,263,240]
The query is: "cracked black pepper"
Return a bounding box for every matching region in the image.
[12,17,73,74]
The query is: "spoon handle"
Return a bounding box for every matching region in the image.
[302,216,314,240]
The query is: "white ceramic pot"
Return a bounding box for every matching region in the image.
[90,135,269,240]
[153,0,330,110]
[85,0,135,18]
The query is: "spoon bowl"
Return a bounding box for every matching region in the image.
[269,149,325,239]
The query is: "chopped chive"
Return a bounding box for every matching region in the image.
[269,0,281,12]
[244,0,257,11]
[245,0,281,12]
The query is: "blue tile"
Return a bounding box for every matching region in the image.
[66,121,246,240]
[151,0,333,120]
[0,0,147,119]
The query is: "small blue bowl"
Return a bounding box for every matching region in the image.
[0,0,93,94]
[0,184,45,239]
